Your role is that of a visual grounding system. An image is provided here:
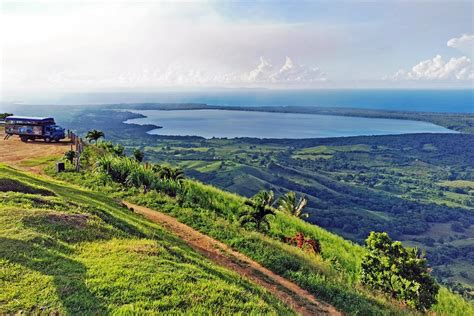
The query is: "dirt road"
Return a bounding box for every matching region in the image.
[0,130,71,173]
[123,201,341,316]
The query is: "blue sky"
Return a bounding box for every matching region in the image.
[1,0,473,99]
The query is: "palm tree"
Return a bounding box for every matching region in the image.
[168,167,185,182]
[239,190,275,232]
[86,129,105,143]
[159,166,185,182]
[278,191,308,218]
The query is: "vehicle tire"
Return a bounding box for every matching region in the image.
[45,137,51,143]
[20,136,28,142]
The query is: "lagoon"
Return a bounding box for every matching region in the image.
[124,109,457,139]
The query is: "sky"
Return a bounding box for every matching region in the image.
[1,0,473,100]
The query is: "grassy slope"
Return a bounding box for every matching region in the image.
[0,165,292,315]
[50,163,474,315]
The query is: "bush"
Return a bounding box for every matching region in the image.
[133,149,145,162]
[361,232,439,310]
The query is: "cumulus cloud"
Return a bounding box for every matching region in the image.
[243,57,275,82]
[30,56,326,89]
[389,55,473,81]
[447,34,474,54]
[240,56,326,83]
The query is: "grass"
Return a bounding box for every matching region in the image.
[0,165,293,315]
[439,180,474,189]
[295,144,372,155]
[19,155,61,167]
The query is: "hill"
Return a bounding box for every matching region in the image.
[0,164,297,314]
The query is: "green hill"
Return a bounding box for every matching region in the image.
[0,165,291,314]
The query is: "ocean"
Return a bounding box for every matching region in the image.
[4,89,472,114]
[31,89,474,113]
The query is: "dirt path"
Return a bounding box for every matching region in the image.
[0,130,71,174]
[122,201,341,316]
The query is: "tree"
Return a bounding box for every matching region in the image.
[0,113,13,120]
[361,232,439,311]
[85,130,105,143]
[278,191,308,218]
[64,150,76,164]
[239,190,275,232]
[159,166,185,182]
[133,148,144,162]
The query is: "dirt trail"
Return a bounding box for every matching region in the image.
[0,130,71,174]
[0,129,340,315]
[122,201,341,316]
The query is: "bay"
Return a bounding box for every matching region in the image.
[124,109,457,139]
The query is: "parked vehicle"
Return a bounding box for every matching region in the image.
[4,116,66,142]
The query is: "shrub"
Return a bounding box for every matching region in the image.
[64,150,76,165]
[361,232,439,311]
[239,191,276,232]
[133,149,145,162]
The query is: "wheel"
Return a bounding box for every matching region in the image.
[20,136,28,142]
[45,137,51,143]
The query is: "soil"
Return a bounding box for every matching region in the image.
[0,130,72,174]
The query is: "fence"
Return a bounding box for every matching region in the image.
[67,130,85,172]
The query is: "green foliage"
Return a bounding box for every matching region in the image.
[96,140,125,156]
[94,155,184,196]
[0,113,13,120]
[63,150,76,165]
[278,191,308,218]
[133,148,144,162]
[240,190,275,232]
[361,232,440,310]
[85,129,105,143]
[159,166,185,182]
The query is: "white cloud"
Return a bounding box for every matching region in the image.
[271,56,326,82]
[240,56,326,83]
[389,55,473,81]
[243,57,275,82]
[14,56,326,89]
[447,34,474,54]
